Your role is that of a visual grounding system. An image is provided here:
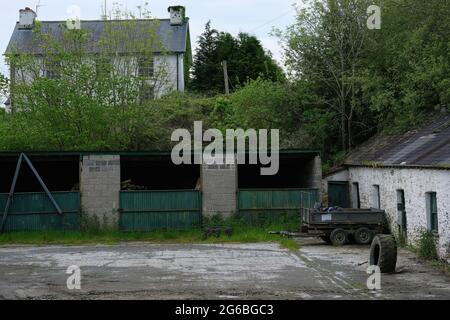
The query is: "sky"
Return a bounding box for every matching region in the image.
[0,0,301,77]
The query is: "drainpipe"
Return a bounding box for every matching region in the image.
[176,53,179,91]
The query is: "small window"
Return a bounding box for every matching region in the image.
[372,185,380,209]
[351,182,360,208]
[45,62,60,79]
[426,192,438,232]
[138,56,154,78]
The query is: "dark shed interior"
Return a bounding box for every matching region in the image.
[238,152,318,189]
[121,155,200,190]
[0,155,80,193]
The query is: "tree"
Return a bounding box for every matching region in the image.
[3,3,172,150]
[190,21,222,94]
[191,22,285,94]
[362,0,450,130]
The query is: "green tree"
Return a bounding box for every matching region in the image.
[192,22,284,94]
[363,0,450,130]
[190,21,222,94]
[2,3,172,151]
[276,0,374,153]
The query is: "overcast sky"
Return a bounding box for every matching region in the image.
[0,0,300,77]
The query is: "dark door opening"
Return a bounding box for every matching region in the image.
[328,181,349,208]
[397,189,407,240]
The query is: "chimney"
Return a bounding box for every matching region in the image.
[168,6,185,26]
[19,7,37,29]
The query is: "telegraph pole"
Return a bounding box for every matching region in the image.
[222,60,229,95]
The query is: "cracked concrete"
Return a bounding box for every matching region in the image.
[0,240,449,300]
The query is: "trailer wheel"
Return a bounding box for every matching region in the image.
[330,228,348,246]
[354,228,373,245]
[369,235,397,273]
[320,235,331,244]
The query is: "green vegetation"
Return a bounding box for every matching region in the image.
[191,21,284,94]
[0,224,299,251]
[415,229,438,261]
[0,0,448,166]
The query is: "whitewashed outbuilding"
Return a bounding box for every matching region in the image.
[324,111,450,260]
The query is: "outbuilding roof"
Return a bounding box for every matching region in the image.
[5,18,189,55]
[345,111,450,168]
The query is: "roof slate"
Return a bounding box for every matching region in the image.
[5,19,189,54]
[345,111,450,168]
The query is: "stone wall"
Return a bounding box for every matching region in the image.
[80,155,121,229]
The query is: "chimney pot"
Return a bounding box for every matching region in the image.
[168,6,185,26]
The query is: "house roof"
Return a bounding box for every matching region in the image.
[344,110,450,168]
[5,19,189,55]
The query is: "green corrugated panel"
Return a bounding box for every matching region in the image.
[0,192,81,232]
[239,189,317,210]
[237,189,318,225]
[119,191,202,231]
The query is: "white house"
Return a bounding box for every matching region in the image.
[324,110,450,260]
[5,6,191,101]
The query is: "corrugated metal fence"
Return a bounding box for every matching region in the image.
[237,188,319,225]
[119,190,202,231]
[0,192,81,232]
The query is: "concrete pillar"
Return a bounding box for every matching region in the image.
[201,156,237,218]
[80,154,120,229]
[306,155,322,200]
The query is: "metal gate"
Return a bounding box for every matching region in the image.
[237,188,319,225]
[119,190,202,231]
[0,192,81,232]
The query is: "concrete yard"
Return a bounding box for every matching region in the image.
[0,240,449,300]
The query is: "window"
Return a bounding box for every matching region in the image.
[45,62,60,79]
[138,56,155,101]
[351,182,360,208]
[138,56,154,78]
[426,192,438,232]
[372,185,380,209]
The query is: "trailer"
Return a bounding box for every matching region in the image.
[299,207,386,245]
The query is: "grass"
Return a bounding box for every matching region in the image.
[0,224,300,251]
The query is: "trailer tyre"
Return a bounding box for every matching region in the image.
[369,235,397,273]
[320,235,331,244]
[354,228,373,245]
[330,228,348,246]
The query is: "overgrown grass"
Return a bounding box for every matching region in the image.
[0,224,300,251]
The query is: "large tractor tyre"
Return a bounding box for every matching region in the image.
[330,228,348,246]
[369,234,397,273]
[320,235,332,244]
[354,227,374,245]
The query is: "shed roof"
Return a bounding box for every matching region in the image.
[345,111,450,168]
[5,19,189,55]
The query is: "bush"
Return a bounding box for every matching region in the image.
[416,229,438,260]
